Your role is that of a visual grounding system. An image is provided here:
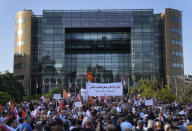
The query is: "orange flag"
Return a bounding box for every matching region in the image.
[63,88,68,99]
[21,107,26,118]
[58,102,62,114]
[86,71,93,82]
[10,101,15,112]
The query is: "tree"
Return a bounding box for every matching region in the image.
[0,71,24,102]
[0,92,13,104]
[182,82,192,103]
[157,85,176,102]
[130,79,175,102]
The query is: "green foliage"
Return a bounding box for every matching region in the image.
[24,96,32,102]
[0,92,13,104]
[32,94,41,100]
[157,85,176,102]
[130,79,175,102]
[0,71,24,102]
[45,93,52,98]
[182,82,192,103]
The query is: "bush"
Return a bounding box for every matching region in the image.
[0,92,12,104]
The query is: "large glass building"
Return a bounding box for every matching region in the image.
[13,9,184,96]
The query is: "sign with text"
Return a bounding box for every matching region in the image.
[53,94,61,100]
[86,82,123,97]
[145,99,153,106]
[75,101,82,108]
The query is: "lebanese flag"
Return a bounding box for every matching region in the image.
[121,74,127,87]
[86,71,93,82]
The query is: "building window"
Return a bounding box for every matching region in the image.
[15,18,26,24]
[172,63,183,68]
[171,17,181,24]
[14,63,24,69]
[15,40,25,46]
[15,52,24,57]
[171,40,182,45]
[15,29,25,36]
[171,28,182,34]
[172,51,183,57]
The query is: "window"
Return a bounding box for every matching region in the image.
[14,63,24,69]
[171,40,182,45]
[172,51,183,56]
[171,28,182,34]
[15,52,24,57]
[15,29,25,36]
[171,17,181,24]
[172,63,183,68]
[15,41,25,46]
[15,18,26,24]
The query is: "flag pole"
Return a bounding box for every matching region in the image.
[127,77,129,95]
[75,79,77,97]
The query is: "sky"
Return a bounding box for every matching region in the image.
[0,0,191,74]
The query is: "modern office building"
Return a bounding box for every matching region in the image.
[14,9,184,96]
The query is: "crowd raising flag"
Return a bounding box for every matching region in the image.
[86,71,93,82]
[121,74,127,87]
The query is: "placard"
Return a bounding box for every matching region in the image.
[53,94,61,100]
[145,99,153,106]
[75,101,82,107]
[86,82,123,97]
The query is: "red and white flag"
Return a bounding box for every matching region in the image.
[121,74,127,87]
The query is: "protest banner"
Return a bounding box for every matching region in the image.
[86,82,123,97]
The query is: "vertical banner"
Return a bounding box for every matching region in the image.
[86,82,123,97]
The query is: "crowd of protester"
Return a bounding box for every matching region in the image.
[0,95,192,131]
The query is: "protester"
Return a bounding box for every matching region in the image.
[0,95,192,131]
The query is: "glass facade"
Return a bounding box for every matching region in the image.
[30,9,164,94]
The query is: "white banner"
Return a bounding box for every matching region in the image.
[86,82,123,97]
[145,99,153,106]
[53,94,61,100]
[75,101,82,108]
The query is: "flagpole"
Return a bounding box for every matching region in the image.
[75,80,77,97]
[36,78,37,95]
[128,77,129,95]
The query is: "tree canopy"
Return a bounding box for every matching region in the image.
[130,79,176,102]
[0,71,24,102]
